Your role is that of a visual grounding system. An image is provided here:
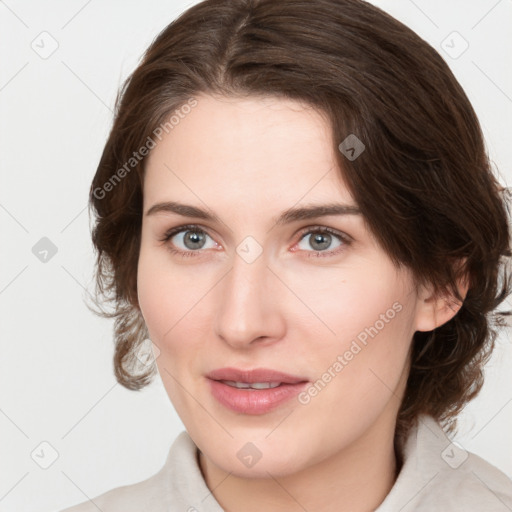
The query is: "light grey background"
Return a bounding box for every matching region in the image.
[0,1,511,511]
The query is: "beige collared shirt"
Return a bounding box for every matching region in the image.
[60,414,512,511]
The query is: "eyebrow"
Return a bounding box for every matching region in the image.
[145,201,361,225]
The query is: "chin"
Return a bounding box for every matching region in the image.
[212,448,306,479]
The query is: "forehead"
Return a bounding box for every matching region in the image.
[143,94,355,211]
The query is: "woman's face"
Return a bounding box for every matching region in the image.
[137,93,427,477]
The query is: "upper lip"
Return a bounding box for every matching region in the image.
[206,367,308,384]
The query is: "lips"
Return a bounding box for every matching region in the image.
[206,367,308,384]
[206,367,309,414]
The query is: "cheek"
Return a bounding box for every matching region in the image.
[136,245,211,362]
[136,245,184,346]
[284,261,411,348]
[137,251,165,337]
[293,265,414,406]
[136,248,198,410]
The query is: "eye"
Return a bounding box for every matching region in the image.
[294,226,350,257]
[159,224,219,258]
[159,224,351,259]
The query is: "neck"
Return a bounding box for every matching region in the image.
[198,412,400,512]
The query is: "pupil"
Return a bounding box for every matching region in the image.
[311,233,330,250]
[185,231,205,249]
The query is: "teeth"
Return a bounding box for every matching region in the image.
[221,380,282,389]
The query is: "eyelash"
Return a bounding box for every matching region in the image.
[158,224,352,259]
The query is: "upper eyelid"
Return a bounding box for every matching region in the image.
[161,223,215,241]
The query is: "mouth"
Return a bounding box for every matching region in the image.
[218,380,283,389]
[206,367,308,384]
[206,367,309,414]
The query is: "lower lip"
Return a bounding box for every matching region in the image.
[208,379,309,414]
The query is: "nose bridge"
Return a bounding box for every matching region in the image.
[214,247,284,347]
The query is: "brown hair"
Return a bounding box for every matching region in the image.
[88,0,511,444]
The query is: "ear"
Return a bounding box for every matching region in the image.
[414,259,470,332]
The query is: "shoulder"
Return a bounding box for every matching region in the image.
[59,431,210,512]
[377,415,512,512]
[59,476,162,512]
[429,449,512,509]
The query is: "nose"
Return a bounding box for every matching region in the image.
[213,249,286,349]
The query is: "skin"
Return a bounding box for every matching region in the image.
[137,94,464,512]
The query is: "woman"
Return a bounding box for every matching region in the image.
[61,0,512,510]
